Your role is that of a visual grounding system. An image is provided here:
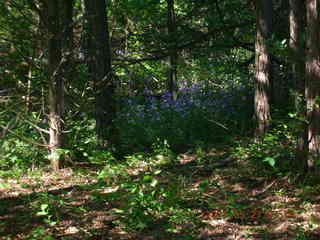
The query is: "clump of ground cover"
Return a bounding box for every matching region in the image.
[2,139,320,239]
[115,81,253,153]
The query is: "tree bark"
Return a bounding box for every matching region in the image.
[167,0,178,101]
[290,0,305,96]
[47,0,64,171]
[84,0,117,145]
[290,0,308,170]
[254,0,273,140]
[60,0,74,102]
[46,0,74,170]
[305,0,320,170]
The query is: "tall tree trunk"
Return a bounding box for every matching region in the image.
[305,0,320,170]
[60,0,74,103]
[47,0,64,171]
[290,0,307,170]
[84,0,117,144]
[45,0,74,170]
[254,0,273,139]
[290,0,305,97]
[167,0,178,100]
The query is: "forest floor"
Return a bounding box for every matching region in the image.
[1,146,320,239]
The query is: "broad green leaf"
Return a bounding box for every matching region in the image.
[263,157,275,167]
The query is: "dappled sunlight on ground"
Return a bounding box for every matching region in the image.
[1,151,320,239]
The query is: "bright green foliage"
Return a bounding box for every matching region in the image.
[1,138,42,169]
[27,227,54,240]
[33,192,66,226]
[95,146,200,232]
[0,114,47,169]
[233,121,296,173]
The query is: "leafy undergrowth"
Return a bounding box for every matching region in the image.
[1,147,320,240]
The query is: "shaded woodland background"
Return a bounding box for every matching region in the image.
[1,0,320,239]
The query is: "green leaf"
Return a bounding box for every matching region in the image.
[143,175,152,182]
[150,178,158,187]
[288,112,296,118]
[114,208,124,214]
[263,157,276,167]
[41,204,49,211]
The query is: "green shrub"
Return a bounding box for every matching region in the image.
[233,121,296,173]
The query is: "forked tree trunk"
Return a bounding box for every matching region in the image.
[254,0,273,140]
[305,0,320,170]
[47,0,63,171]
[46,0,74,170]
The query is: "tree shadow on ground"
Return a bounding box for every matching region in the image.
[2,148,320,239]
[0,177,194,239]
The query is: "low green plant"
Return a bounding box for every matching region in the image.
[195,144,207,164]
[96,150,198,233]
[294,226,312,240]
[36,203,57,226]
[151,139,176,166]
[116,174,198,232]
[66,117,98,161]
[0,169,24,179]
[232,122,296,173]
[0,112,47,169]
[33,193,65,226]
[27,227,54,240]
[0,138,45,169]
[115,85,252,154]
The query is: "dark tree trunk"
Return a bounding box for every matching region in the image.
[60,0,74,97]
[47,0,64,171]
[84,0,117,145]
[290,0,305,96]
[167,0,178,101]
[290,0,308,170]
[305,0,320,170]
[45,0,74,170]
[254,0,273,140]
